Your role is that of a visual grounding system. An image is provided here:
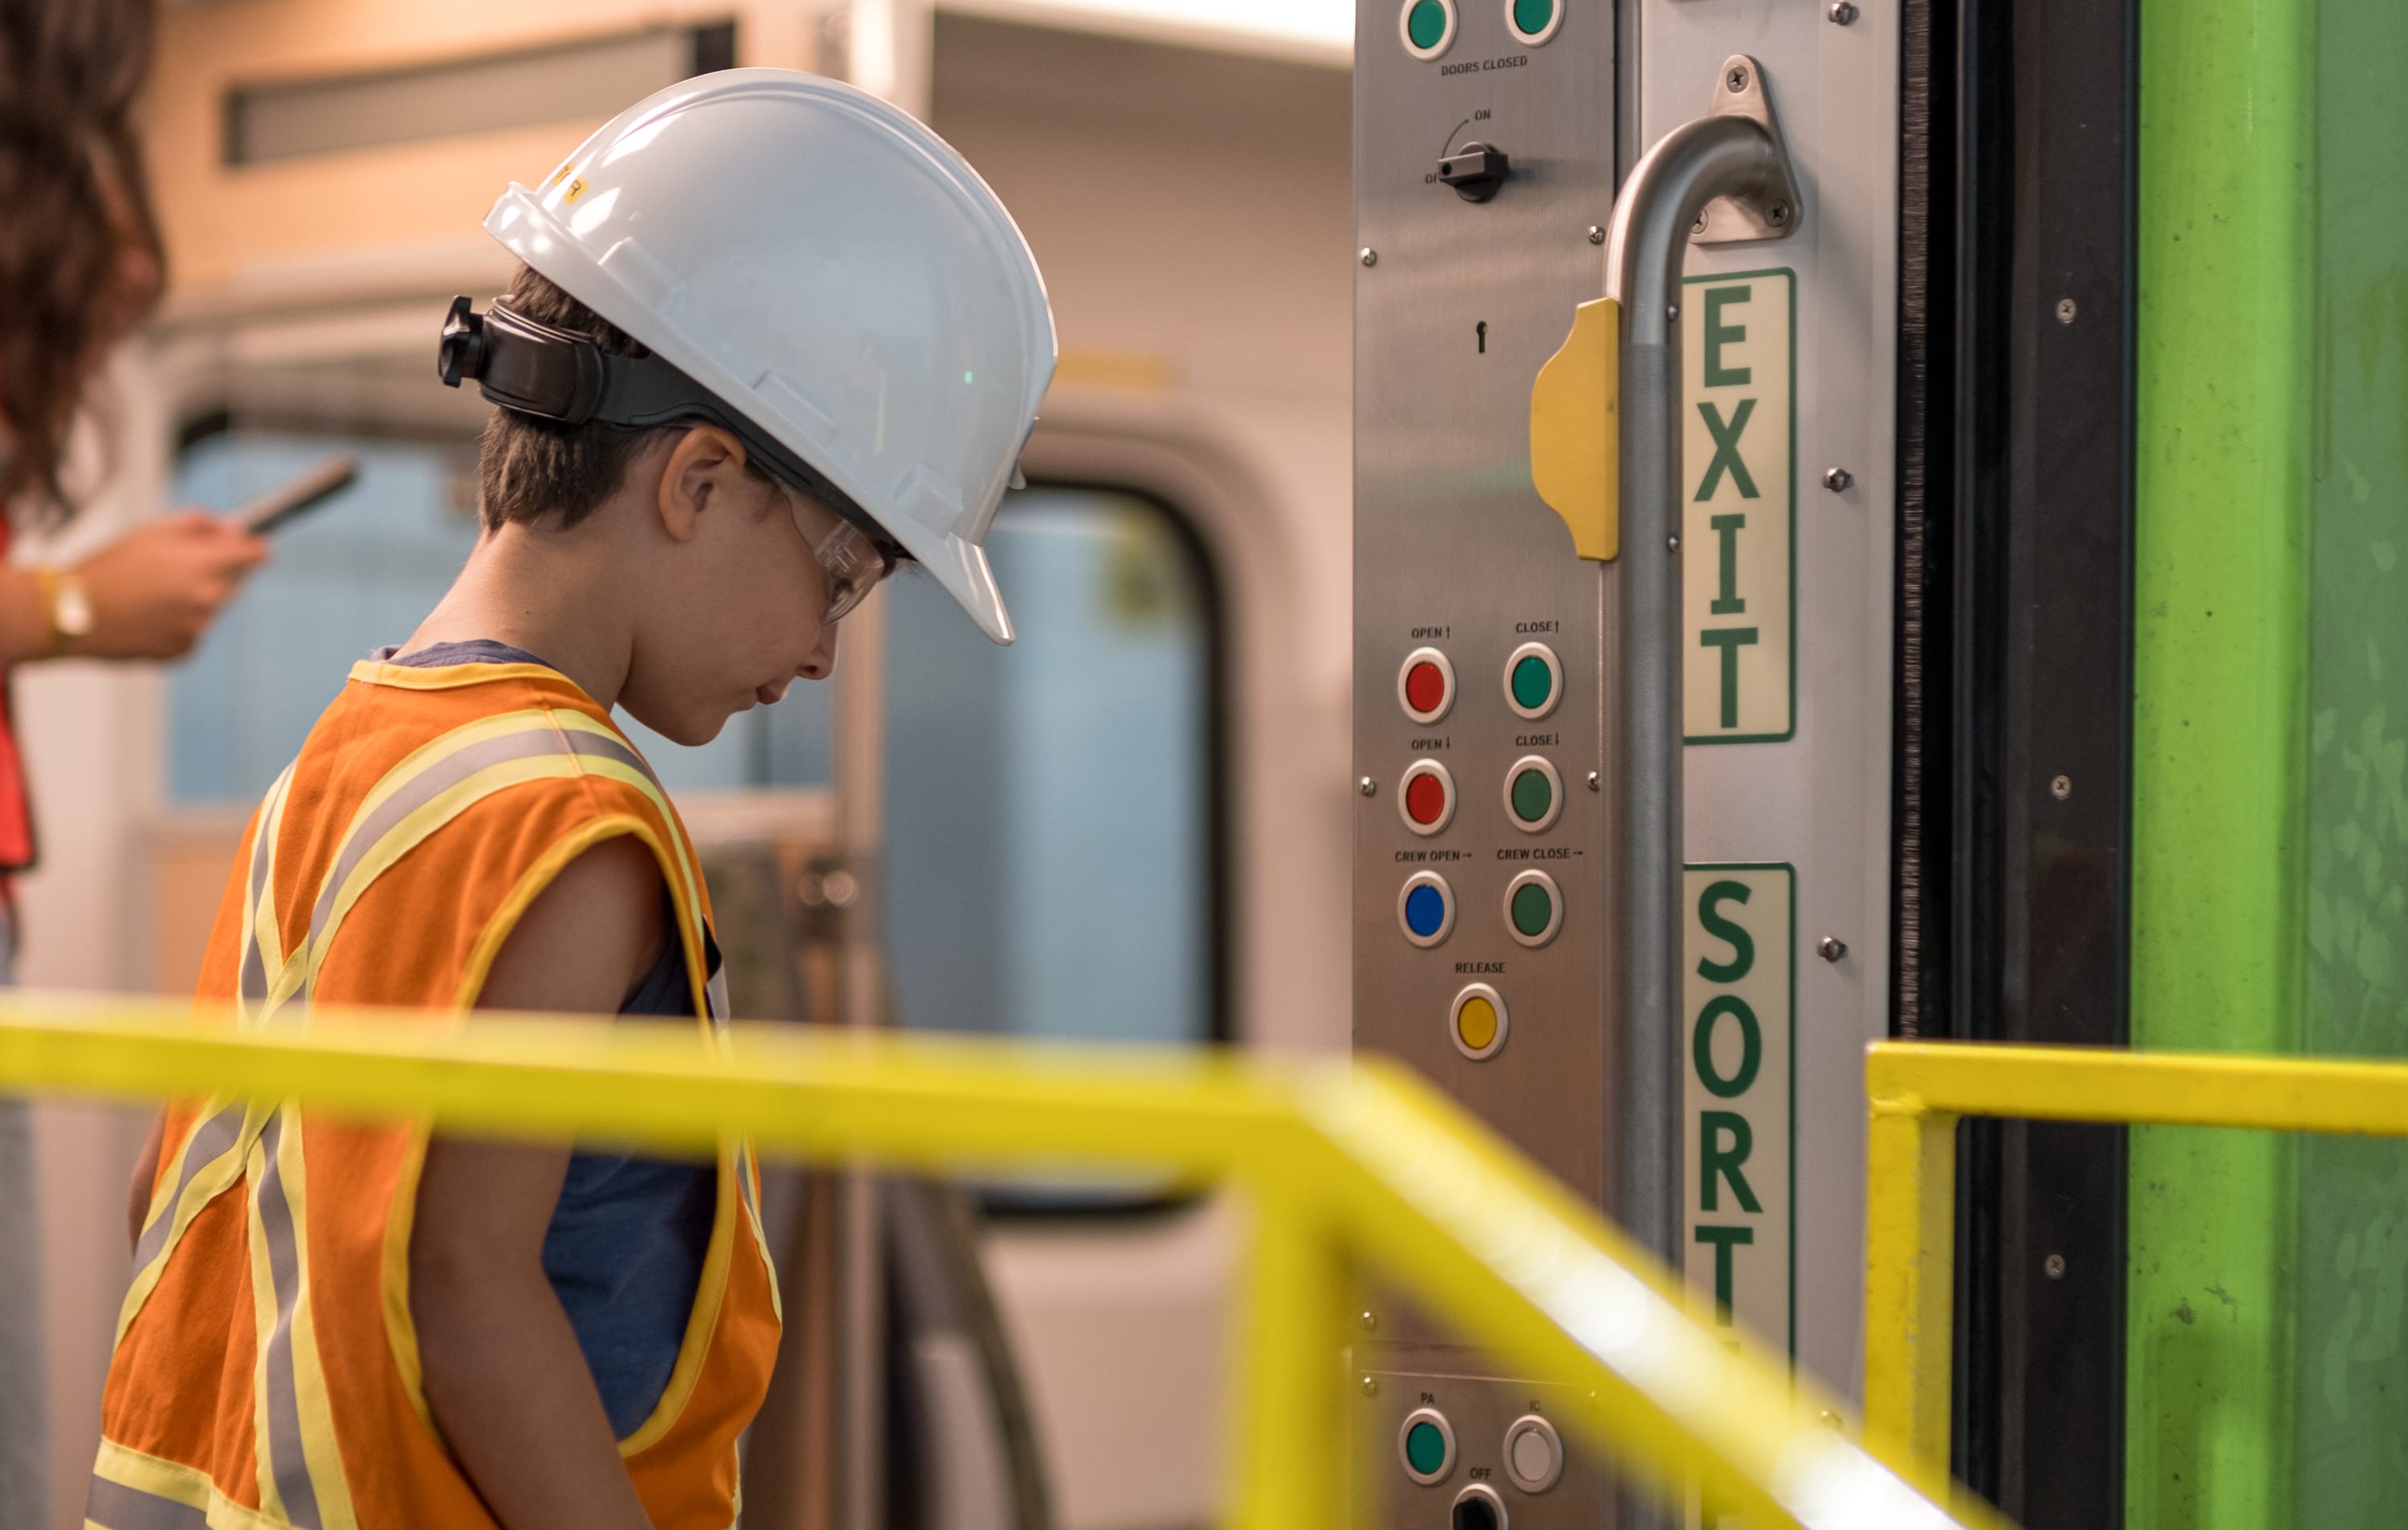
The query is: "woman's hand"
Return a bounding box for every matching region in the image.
[70,510,268,660]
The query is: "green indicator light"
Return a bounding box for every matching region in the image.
[1514,0,1555,35]
[1511,655,1553,710]
[1406,1420,1447,1475]
[1511,768,1553,824]
[1511,882,1554,937]
[1406,0,1448,51]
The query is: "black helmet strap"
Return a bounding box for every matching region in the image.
[437,295,898,556]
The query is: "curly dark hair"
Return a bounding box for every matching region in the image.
[0,0,165,519]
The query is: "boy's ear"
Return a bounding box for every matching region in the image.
[654,424,750,543]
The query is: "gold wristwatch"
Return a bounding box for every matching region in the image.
[36,568,92,659]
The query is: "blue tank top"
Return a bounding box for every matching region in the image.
[378,641,718,1438]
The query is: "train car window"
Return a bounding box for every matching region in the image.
[165,422,831,801]
[225,22,738,166]
[882,486,1221,1052]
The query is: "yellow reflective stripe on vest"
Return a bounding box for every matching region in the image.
[242,1105,357,1530]
[115,1099,265,1349]
[237,767,297,1028]
[89,1438,287,1530]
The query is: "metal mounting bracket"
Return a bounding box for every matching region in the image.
[1690,55,1801,244]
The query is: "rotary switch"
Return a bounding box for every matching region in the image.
[1438,142,1511,202]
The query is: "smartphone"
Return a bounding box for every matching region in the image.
[230,454,360,536]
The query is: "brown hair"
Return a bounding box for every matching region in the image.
[477,264,771,531]
[0,0,166,519]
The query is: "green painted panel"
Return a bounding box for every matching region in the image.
[2292,0,2408,1521]
[2129,0,2313,1524]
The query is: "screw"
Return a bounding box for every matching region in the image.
[1360,776,1377,797]
[1819,1409,1845,1430]
[1693,211,1709,234]
[1588,225,1607,245]
[1666,303,1680,319]
[1727,64,1751,92]
[824,869,860,908]
[2056,297,2077,324]
[1587,771,1601,792]
[1819,937,1848,962]
[1362,1375,1381,1396]
[1666,534,1681,552]
[1361,247,1379,268]
[2051,774,2072,800]
[2044,1253,2067,1280]
[1768,202,1790,226]
[1828,1,1859,22]
[1360,1310,1379,1332]
[1824,466,1854,492]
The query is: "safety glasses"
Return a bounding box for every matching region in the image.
[779,479,895,624]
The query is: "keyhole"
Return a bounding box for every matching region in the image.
[1477,321,1488,354]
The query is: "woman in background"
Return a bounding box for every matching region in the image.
[0,1,269,1520]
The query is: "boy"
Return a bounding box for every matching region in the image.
[92,71,1054,1530]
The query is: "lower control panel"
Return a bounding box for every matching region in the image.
[1357,1366,1601,1529]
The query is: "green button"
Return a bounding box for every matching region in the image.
[1405,1419,1448,1475]
[1511,881,1554,938]
[1511,654,1553,710]
[1406,0,1449,50]
[1511,767,1553,824]
[1514,0,1555,35]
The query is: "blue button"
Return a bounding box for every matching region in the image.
[1405,885,1446,938]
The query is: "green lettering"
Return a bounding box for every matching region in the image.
[1702,286,1753,386]
[1696,879,1754,982]
[1694,399,1760,500]
[1699,627,1759,729]
[1699,1112,1761,1213]
[1694,1224,1755,1325]
[1710,512,1747,614]
[1693,995,1762,1099]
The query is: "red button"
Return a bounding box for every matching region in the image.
[1405,661,1446,715]
[1405,772,1448,825]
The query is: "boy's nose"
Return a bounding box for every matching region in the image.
[798,616,840,682]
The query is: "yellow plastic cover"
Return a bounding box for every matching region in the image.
[1527,297,1620,561]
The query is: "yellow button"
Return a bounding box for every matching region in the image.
[1450,983,1507,1060]
[1458,997,1497,1050]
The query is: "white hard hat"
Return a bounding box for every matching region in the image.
[474,68,1055,644]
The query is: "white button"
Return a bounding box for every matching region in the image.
[1503,1414,1563,1493]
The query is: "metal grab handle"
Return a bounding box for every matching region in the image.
[1602,65,1797,1275]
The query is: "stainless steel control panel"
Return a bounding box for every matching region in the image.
[1352,0,1617,1210]
[1352,1,1619,1522]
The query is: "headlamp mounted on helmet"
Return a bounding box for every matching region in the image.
[437,295,905,569]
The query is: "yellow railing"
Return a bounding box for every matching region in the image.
[0,991,1994,1530]
[1861,1040,2408,1497]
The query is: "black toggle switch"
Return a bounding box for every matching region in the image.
[1438,142,1511,203]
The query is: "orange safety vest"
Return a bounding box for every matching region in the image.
[89,655,782,1530]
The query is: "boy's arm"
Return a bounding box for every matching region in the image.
[412,833,665,1530]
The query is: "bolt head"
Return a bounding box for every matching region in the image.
[1767,202,1790,226]
[1828,1,1860,22]
[1360,247,1379,268]
[2044,1253,2068,1280]
[1824,466,1854,492]
[1818,936,1848,962]
[1587,771,1601,791]
[1359,776,1377,798]
[2050,774,2073,800]
[1360,1310,1379,1332]
[1362,1376,1381,1396]
[1666,534,1681,552]
[1587,224,1607,245]
[1692,211,1709,234]
[1727,66,1750,92]
[2056,297,2078,323]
